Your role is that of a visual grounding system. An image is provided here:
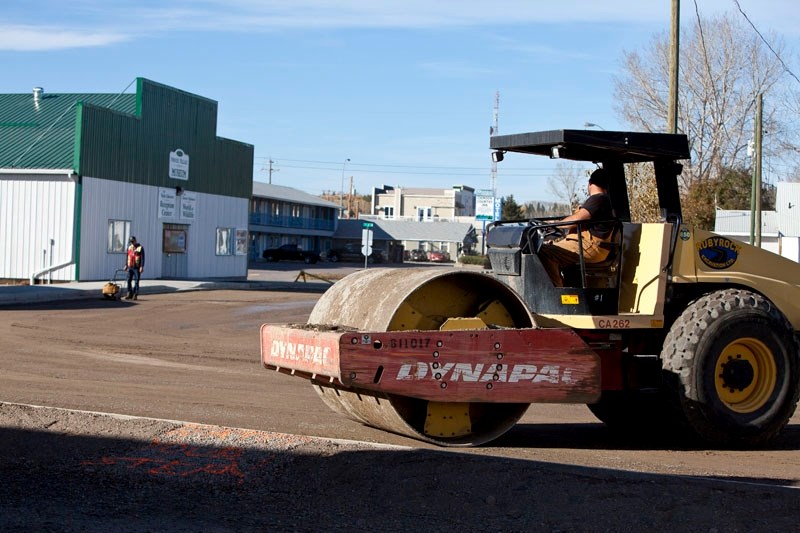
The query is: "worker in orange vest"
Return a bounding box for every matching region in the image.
[124,236,145,300]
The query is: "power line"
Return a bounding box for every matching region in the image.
[256,157,584,174]
[273,163,562,177]
[255,157,493,171]
[732,0,800,86]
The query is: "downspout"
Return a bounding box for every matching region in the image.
[29,173,80,284]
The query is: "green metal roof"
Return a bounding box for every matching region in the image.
[1,79,253,198]
[0,91,136,169]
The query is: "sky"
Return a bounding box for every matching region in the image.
[2,0,799,204]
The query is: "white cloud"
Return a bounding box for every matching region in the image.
[0,25,129,51]
[1,0,796,51]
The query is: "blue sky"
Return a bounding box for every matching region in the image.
[3,1,799,204]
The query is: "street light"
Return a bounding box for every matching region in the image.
[584,122,605,130]
[340,158,350,218]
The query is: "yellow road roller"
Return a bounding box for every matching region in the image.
[261,129,800,447]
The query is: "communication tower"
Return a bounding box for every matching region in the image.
[490,91,499,194]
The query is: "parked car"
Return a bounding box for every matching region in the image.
[404,249,428,262]
[427,250,451,263]
[262,244,320,264]
[323,243,386,264]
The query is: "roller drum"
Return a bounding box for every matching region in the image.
[309,267,534,446]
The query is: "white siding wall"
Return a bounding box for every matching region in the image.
[0,174,76,281]
[186,192,248,279]
[780,236,800,262]
[80,178,160,281]
[81,177,247,281]
[777,182,800,238]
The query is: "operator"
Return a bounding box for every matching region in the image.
[537,167,615,287]
[124,236,145,300]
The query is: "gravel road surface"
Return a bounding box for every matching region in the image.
[1,267,799,531]
[3,403,798,532]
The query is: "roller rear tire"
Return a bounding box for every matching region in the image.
[661,289,800,447]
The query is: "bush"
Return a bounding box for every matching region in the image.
[458,254,491,268]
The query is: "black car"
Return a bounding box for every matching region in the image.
[404,249,428,262]
[322,243,386,264]
[262,244,320,264]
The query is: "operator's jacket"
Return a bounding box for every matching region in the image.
[126,244,145,270]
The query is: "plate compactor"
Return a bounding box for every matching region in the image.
[261,129,800,447]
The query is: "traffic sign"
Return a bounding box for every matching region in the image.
[362,221,374,229]
[362,228,373,260]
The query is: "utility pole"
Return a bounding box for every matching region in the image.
[667,0,680,134]
[347,176,355,219]
[750,94,763,247]
[340,158,350,219]
[267,159,278,184]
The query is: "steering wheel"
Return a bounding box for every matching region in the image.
[528,220,566,254]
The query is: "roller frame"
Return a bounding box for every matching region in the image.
[261,324,601,404]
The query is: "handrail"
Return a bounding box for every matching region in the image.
[662,213,683,279]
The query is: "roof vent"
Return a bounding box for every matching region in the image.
[33,87,43,102]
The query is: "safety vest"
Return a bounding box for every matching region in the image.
[127,244,143,268]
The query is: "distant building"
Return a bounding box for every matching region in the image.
[714,182,800,262]
[335,216,477,262]
[0,79,253,282]
[372,185,476,220]
[249,182,340,258]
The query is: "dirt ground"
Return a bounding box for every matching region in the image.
[1,286,799,529]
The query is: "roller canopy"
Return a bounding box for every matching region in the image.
[490,129,690,163]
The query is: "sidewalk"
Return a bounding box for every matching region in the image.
[0,269,333,307]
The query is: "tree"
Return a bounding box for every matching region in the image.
[501,194,524,220]
[683,166,776,229]
[522,200,567,219]
[547,162,588,211]
[626,163,662,223]
[613,13,797,227]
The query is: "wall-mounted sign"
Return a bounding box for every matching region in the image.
[169,149,190,181]
[159,188,177,218]
[180,190,196,220]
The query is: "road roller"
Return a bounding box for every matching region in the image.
[261,129,800,447]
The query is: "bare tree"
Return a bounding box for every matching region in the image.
[546,162,589,211]
[626,163,661,223]
[614,13,796,190]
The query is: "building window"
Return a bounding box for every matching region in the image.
[383,206,394,219]
[163,228,187,253]
[417,207,432,221]
[216,227,234,256]
[107,220,130,253]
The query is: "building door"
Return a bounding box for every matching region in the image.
[162,223,189,279]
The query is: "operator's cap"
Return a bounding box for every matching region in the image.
[129,236,137,242]
[588,168,610,189]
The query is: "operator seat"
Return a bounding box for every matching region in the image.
[562,220,623,289]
